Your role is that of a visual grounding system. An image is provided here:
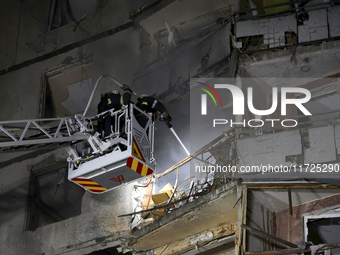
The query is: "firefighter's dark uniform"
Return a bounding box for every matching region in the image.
[121,86,132,106]
[97,86,132,137]
[135,96,172,128]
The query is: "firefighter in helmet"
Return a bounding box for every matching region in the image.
[97,85,132,137]
[135,94,172,128]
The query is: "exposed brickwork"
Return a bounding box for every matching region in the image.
[274,193,340,246]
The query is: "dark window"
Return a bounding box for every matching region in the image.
[26,167,85,231]
[48,0,97,30]
[86,247,132,255]
[307,217,340,254]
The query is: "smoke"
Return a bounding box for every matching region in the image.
[154,96,191,192]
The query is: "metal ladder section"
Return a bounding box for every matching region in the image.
[0,117,90,152]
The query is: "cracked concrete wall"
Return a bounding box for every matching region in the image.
[328,5,340,37]
[0,2,234,254]
[132,23,231,97]
[0,26,149,121]
[236,15,296,48]
[304,125,337,164]
[132,183,238,251]
[298,9,328,43]
[237,130,302,167]
[236,6,340,49]
[139,0,233,62]
[238,40,340,80]
[0,2,152,254]
[0,147,135,255]
[0,0,130,71]
[237,124,340,168]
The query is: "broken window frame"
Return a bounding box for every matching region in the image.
[240,184,340,253]
[302,205,340,243]
[47,0,99,31]
[40,55,93,119]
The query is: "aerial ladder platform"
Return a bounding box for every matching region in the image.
[0,103,156,194]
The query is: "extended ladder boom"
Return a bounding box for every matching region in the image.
[0,104,156,194]
[0,117,91,152]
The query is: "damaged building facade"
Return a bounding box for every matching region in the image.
[1,0,340,254]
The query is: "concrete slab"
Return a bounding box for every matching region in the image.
[305,125,337,164]
[328,6,340,38]
[132,183,238,251]
[239,41,340,79]
[236,15,297,48]
[298,9,328,43]
[237,130,302,167]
